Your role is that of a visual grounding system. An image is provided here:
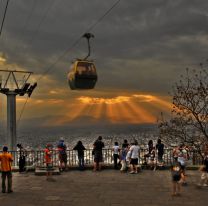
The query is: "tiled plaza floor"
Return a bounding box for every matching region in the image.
[0,169,207,206]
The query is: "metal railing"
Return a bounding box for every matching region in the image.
[4,148,204,168]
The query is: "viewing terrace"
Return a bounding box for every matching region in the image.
[0,148,207,206]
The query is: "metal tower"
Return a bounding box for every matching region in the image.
[0,69,37,150]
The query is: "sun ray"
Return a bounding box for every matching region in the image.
[106,103,116,123]
[123,102,156,123]
[113,102,137,123]
[153,97,173,110]
[89,102,104,119]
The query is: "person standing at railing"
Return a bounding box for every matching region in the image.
[144,140,154,165]
[17,144,26,173]
[148,147,157,171]
[57,139,67,172]
[0,146,13,193]
[156,139,164,166]
[73,141,86,170]
[129,140,140,174]
[93,136,104,171]
[44,144,53,181]
[120,140,129,172]
[112,142,120,170]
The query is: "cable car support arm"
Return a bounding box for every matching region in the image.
[83,33,94,60]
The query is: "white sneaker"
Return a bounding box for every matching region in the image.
[203,184,208,187]
[129,171,135,174]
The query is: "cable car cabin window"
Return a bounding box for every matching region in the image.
[76,62,96,75]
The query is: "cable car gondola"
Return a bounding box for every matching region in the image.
[68,33,98,90]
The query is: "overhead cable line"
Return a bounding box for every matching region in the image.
[27,0,56,45]
[15,0,37,46]
[18,0,122,126]
[38,0,122,81]
[0,0,10,37]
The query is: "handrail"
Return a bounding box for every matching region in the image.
[1,148,204,167]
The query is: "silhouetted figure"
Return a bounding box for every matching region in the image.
[73,141,86,170]
[144,140,154,164]
[17,144,26,173]
[156,139,164,163]
[93,136,104,171]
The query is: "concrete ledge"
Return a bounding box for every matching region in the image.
[35,167,60,176]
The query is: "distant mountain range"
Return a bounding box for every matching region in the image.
[15,116,157,138]
[17,114,158,131]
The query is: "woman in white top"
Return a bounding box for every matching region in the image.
[129,141,140,174]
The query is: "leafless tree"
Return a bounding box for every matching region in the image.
[158,66,208,154]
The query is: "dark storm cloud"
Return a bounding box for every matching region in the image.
[1,0,208,93]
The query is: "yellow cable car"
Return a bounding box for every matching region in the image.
[68,60,97,90]
[68,33,98,90]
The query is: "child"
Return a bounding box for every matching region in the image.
[171,160,182,196]
[44,144,53,180]
[112,142,120,169]
[198,155,208,187]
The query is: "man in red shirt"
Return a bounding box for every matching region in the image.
[0,146,13,193]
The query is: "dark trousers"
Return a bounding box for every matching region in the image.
[113,154,119,169]
[78,155,84,170]
[1,171,12,192]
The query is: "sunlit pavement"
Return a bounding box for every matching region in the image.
[0,170,207,206]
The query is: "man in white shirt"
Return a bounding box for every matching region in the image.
[129,140,140,174]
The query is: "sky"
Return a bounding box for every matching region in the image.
[0,0,208,128]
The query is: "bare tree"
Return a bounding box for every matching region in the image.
[158,66,208,152]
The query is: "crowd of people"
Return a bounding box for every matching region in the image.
[0,136,207,196]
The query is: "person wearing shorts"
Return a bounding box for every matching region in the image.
[129,140,140,174]
[93,136,104,171]
[171,161,182,196]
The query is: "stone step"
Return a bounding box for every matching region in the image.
[35,167,60,176]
